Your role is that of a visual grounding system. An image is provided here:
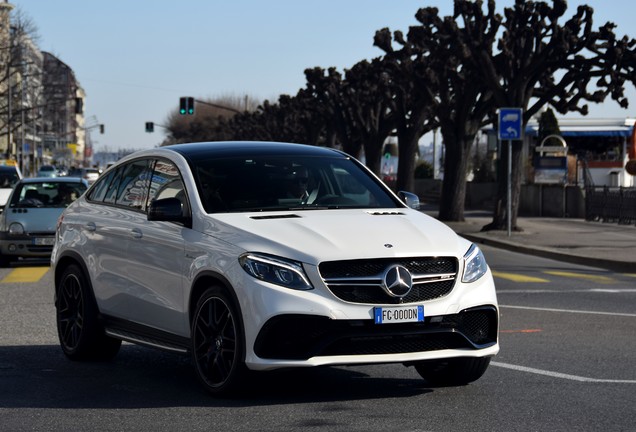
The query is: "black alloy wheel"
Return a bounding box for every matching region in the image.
[56,264,121,361]
[192,286,246,395]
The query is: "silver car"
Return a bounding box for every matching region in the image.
[67,167,100,185]
[0,177,88,266]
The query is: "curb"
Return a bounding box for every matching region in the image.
[461,233,636,274]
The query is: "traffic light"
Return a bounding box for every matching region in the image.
[145,122,154,133]
[187,97,194,115]
[179,97,195,115]
[99,124,105,134]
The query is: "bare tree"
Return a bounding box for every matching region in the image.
[0,6,42,158]
[376,5,496,220]
[468,0,636,230]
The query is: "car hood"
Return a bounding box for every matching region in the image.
[202,209,470,264]
[2,208,64,233]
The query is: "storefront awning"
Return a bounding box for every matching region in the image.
[525,125,633,137]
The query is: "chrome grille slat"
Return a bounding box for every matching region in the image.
[319,257,458,305]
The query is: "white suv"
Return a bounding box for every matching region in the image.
[52,141,499,395]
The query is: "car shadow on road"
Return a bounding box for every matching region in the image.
[0,344,433,408]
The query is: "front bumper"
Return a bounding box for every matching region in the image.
[0,232,55,258]
[254,305,498,360]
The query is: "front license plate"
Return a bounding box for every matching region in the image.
[33,237,55,246]
[374,305,424,324]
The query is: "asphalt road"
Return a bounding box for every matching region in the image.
[1,247,635,432]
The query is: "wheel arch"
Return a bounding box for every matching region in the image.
[53,251,97,307]
[189,271,244,327]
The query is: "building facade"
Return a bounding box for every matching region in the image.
[0,1,86,174]
[42,51,85,170]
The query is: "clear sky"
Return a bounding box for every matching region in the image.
[13,0,636,152]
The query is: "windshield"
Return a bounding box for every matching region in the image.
[0,169,20,188]
[191,155,400,213]
[10,181,87,208]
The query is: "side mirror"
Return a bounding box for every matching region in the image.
[397,191,420,210]
[148,197,191,226]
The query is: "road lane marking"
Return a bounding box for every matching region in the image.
[492,271,549,283]
[492,361,636,383]
[499,329,542,333]
[590,288,636,293]
[543,270,615,284]
[498,288,636,293]
[1,267,49,283]
[499,304,636,317]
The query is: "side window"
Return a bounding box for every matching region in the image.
[150,159,188,215]
[115,159,155,211]
[87,168,118,202]
[103,166,124,205]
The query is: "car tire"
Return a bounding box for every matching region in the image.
[55,263,121,361]
[413,357,491,386]
[191,286,247,396]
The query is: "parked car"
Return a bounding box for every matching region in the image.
[52,141,499,395]
[0,177,88,266]
[67,167,100,185]
[0,164,23,211]
[37,165,58,178]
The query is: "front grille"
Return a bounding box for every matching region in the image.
[254,306,498,360]
[26,245,54,253]
[319,257,458,304]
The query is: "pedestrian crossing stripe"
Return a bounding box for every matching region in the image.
[1,267,49,283]
[491,271,549,283]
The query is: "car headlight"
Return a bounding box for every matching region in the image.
[8,222,25,236]
[462,244,488,283]
[239,253,313,290]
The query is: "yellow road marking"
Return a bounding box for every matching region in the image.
[543,270,615,284]
[500,329,542,334]
[1,267,49,283]
[492,271,549,283]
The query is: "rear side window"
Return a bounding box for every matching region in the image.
[87,159,154,212]
[87,169,118,202]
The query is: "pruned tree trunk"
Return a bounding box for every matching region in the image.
[438,132,472,222]
[395,130,420,193]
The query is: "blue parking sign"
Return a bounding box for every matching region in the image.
[498,108,523,140]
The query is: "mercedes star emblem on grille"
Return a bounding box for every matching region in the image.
[382,265,413,297]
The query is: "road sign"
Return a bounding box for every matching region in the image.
[498,108,523,141]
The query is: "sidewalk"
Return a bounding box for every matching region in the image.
[422,206,636,273]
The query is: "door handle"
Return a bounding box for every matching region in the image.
[86,222,96,232]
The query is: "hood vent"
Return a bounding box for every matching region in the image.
[367,211,405,216]
[250,214,301,220]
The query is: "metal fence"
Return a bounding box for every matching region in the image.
[585,186,636,225]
